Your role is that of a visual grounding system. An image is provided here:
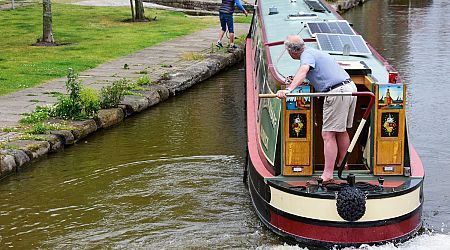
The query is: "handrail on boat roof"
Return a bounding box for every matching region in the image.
[264,38,316,47]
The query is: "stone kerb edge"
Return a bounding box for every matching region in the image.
[0,45,245,180]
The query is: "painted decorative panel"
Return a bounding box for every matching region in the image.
[381,112,399,137]
[378,84,404,109]
[286,85,311,110]
[289,113,307,138]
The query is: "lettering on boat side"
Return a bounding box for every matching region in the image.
[261,98,278,128]
[258,97,281,165]
[260,127,269,149]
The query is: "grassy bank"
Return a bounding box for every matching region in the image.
[0,4,246,96]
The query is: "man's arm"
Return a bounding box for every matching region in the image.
[276,64,310,98]
[234,0,248,15]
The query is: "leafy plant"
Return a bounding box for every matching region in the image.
[52,95,78,119]
[53,68,83,119]
[25,122,67,135]
[1,127,19,132]
[26,122,49,135]
[100,79,127,108]
[80,86,100,117]
[20,106,52,124]
[135,75,152,86]
[51,69,100,119]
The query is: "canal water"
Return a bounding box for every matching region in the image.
[1,0,450,249]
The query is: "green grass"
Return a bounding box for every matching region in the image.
[0,4,223,96]
[234,15,252,24]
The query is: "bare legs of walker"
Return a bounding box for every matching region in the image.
[217,31,236,49]
[217,30,225,48]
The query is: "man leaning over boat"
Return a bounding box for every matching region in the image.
[276,35,357,183]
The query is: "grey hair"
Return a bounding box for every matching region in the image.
[284,37,305,53]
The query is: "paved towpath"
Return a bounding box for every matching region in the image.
[0,23,248,128]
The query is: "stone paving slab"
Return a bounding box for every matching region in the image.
[0,23,249,129]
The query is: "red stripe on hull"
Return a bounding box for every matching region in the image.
[246,37,275,178]
[270,210,422,244]
[409,145,424,177]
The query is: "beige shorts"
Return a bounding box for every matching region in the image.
[322,82,357,132]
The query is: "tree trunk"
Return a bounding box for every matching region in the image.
[129,0,135,21]
[42,0,54,43]
[134,0,145,21]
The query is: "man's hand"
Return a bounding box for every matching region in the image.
[244,10,248,16]
[276,89,290,99]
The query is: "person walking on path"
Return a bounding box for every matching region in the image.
[216,0,248,50]
[276,35,357,183]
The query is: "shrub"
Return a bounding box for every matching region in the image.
[52,94,77,119]
[80,86,100,117]
[51,69,100,119]
[100,79,127,108]
[27,122,48,134]
[52,69,83,119]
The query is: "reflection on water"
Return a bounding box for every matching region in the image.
[1,0,450,248]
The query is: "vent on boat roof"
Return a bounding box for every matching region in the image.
[307,21,355,37]
[304,0,329,13]
[287,12,318,20]
[316,33,372,56]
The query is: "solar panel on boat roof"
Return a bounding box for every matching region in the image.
[307,21,355,36]
[304,0,328,12]
[316,33,372,56]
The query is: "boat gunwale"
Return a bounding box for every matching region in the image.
[246,37,276,178]
[266,177,423,199]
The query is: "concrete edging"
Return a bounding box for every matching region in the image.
[0,45,245,179]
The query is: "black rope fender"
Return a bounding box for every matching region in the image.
[336,186,366,222]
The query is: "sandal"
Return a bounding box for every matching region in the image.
[322,179,336,185]
[307,177,335,186]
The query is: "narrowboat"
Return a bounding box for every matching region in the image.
[244,0,424,247]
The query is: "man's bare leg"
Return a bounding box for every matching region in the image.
[336,131,350,169]
[230,32,235,45]
[218,30,225,42]
[322,131,337,181]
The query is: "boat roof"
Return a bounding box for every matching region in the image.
[259,0,393,84]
